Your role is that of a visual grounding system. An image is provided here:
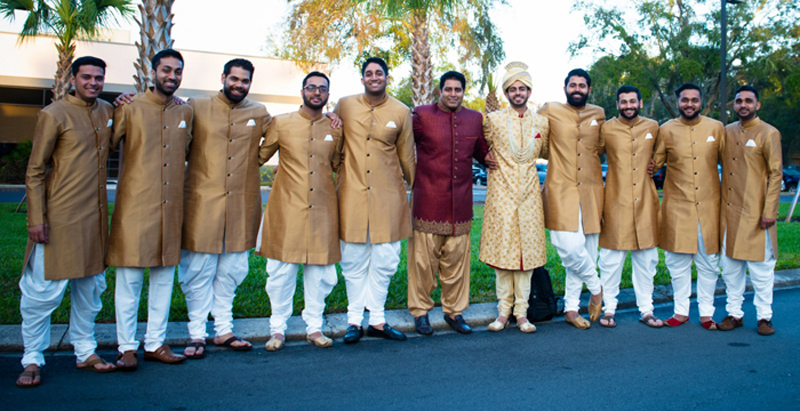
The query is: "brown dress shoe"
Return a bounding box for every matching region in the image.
[144,345,186,364]
[719,315,743,331]
[116,350,138,371]
[757,319,775,336]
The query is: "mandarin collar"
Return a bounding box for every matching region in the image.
[505,106,529,118]
[64,93,97,109]
[145,88,175,107]
[618,115,643,128]
[360,93,388,107]
[739,116,762,131]
[678,115,702,126]
[297,107,324,122]
[436,100,462,114]
[215,91,247,108]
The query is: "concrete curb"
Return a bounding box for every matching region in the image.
[0,268,797,352]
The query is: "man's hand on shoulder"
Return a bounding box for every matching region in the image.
[325,112,342,129]
[113,92,136,107]
[28,224,48,243]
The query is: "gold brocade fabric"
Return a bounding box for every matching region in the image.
[721,118,782,261]
[599,116,660,250]
[23,94,113,280]
[653,115,724,254]
[479,107,548,270]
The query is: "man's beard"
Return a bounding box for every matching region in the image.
[738,109,757,121]
[566,91,588,107]
[224,85,248,103]
[155,78,178,97]
[679,107,700,120]
[303,95,329,110]
[620,107,640,120]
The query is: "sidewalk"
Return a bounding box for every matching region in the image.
[1,269,798,352]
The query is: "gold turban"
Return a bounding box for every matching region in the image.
[502,61,532,92]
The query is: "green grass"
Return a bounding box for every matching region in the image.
[1,202,799,324]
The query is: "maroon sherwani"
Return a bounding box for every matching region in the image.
[407,102,489,318]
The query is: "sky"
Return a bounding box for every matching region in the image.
[1,0,599,104]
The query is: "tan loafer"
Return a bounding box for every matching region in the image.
[115,350,138,371]
[306,334,333,348]
[588,290,603,322]
[566,314,591,330]
[143,345,186,364]
[265,335,284,351]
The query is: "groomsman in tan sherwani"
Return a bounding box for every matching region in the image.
[334,57,415,343]
[718,85,782,336]
[259,72,343,351]
[479,62,548,334]
[177,59,270,358]
[537,69,605,329]
[597,85,663,328]
[17,57,117,388]
[108,49,193,369]
[653,83,723,330]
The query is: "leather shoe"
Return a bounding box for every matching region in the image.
[366,324,407,341]
[719,315,744,331]
[444,314,472,334]
[115,350,138,371]
[143,345,186,364]
[415,315,433,336]
[757,319,775,336]
[343,325,363,344]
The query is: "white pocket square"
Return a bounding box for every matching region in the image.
[590,120,599,126]
[106,119,113,128]
[386,121,397,128]
[324,134,333,142]
[746,139,757,147]
[246,119,256,127]
[645,133,653,140]
[178,120,187,129]
[706,136,715,142]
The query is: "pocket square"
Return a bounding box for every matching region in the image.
[706,136,715,142]
[535,133,541,139]
[246,119,256,126]
[106,119,113,128]
[746,139,757,147]
[590,120,599,126]
[178,120,187,129]
[324,134,334,141]
[645,133,653,140]
[386,121,397,128]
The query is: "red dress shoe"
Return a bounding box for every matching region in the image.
[663,316,689,327]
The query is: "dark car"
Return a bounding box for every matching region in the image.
[472,163,487,186]
[784,168,800,192]
[652,165,667,189]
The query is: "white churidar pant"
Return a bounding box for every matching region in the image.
[19,244,105,367]
[340,235,401,327]
[178,249,249,340]
[598,247,659,316]
[265,259,338,335]
[550,207,601,313]
[720,230,776,320]
[664,221,720,317]
[115,265,176,353]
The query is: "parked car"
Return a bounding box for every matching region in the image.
[536,163,547,184]
[652,165,667,189]
[472,164,487,186]
[783,168,800,192]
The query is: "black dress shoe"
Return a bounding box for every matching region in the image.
[366,324,407,341]
[414,315,433,336]
[343,325,363,344]
[444,314,472,334]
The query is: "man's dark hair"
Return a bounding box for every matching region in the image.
[361,57,389,77]
[71,56,106,76]
[303,71,330,87]
[151,49,184,71]
[564,68,591,88]
[439,71,466,90]
[675,83,701,98]
[734,85,759,101]
[223,58,254,78]
[617,85,641,100]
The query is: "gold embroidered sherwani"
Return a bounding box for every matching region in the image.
[256,110,344,265]
[537,102,605,233]
[24,94,113,280]
[182,92,271,253]
[599,116,660,250]
[653,115,723,254]
[334,94,415,243]
[721,118,782,261]
[106,90,194,267]
[478,107,549,270]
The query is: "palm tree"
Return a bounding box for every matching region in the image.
[1,0,134,101]
[133,0,174,93]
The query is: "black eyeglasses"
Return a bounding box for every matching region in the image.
[303,85,329,94]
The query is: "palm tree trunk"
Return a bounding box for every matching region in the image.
[52,38,75,101]
[134,0,175,93]
[410,9,434,107]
